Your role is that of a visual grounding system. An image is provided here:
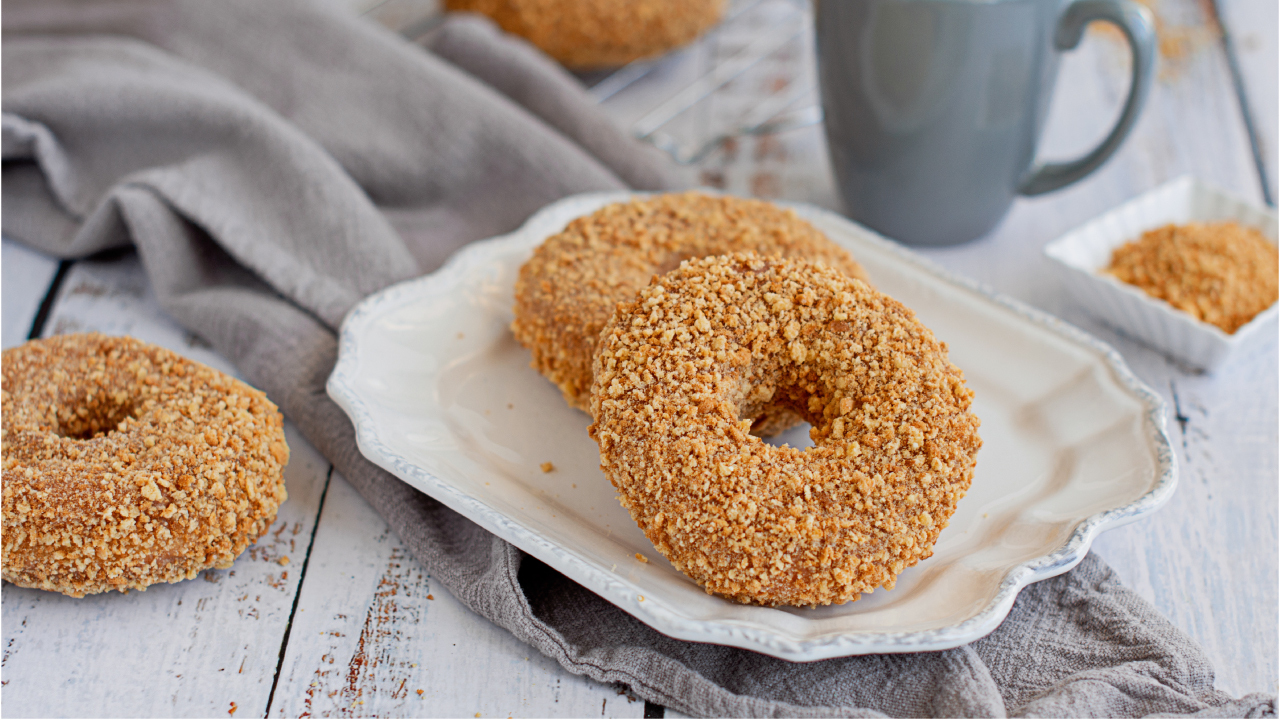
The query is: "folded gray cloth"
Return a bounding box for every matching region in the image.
[2,2,1273,717]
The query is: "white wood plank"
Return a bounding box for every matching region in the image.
[5,0,1270,713]
[1088,317,1278,698]
[1,252,334,717]
[1,237,60,349]
[34,250,238,376]
[269,472,646,719]
[1216,0,1278,200]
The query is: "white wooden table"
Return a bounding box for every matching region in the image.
[2,0,1276,716]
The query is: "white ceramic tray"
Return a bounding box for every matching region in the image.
[1044,175,1279,372]
[328,192,1176,660]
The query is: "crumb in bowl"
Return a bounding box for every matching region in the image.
[1104,221,1278,334]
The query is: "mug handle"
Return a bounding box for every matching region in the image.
[1017,0,1156,196]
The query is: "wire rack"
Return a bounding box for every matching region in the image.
[373,0,821,167]
[586,0,821,165]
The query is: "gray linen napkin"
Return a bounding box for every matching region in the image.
[2,3,1274,717]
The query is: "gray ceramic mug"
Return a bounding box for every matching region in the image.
[816,0,1156,246]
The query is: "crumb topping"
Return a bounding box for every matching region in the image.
[1105,221,1278,334]
[588,253,981,607]
[444,0,727,69]
[2,333,289,597]
[512,192,869,422]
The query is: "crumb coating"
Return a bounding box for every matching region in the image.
[444,0,727,69]
[1105,221,1278,334]
[588,253,980,606]
[2,333,289,597]
[512,192,868,424]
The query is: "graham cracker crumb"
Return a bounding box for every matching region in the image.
[2,333,289,597]
[512,192,868,422]
[587,254,980,607]
[443,0,727,70]
[1105,221,1278,333]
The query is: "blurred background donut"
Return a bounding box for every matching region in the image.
[444,0,728,69]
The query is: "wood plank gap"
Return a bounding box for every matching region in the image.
[1209,0,1275,206]
[25,259,74,340]
[643,700,665,718]
[1169,379,1190,443]
[264,464,335,718]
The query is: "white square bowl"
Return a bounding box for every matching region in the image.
[1044,176,1278,371]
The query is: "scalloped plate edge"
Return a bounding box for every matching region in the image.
[328,191,1177,659]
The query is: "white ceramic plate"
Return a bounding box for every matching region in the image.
[328,192,1176,660]
[1044,176,1279,372]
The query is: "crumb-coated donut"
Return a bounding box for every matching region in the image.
[512,192,868,433]
[445,0,727,69]
[2,333,289,597]
[588,253,981,606]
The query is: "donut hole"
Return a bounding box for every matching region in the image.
[759,420,816,450]
[738,371,842,451]
[654,252,698,277]
[56,397,139,440]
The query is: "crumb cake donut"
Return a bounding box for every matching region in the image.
[512,192,868,435]
[445,0,727,69]
[588,253,981,606]
[1,333,289,597]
